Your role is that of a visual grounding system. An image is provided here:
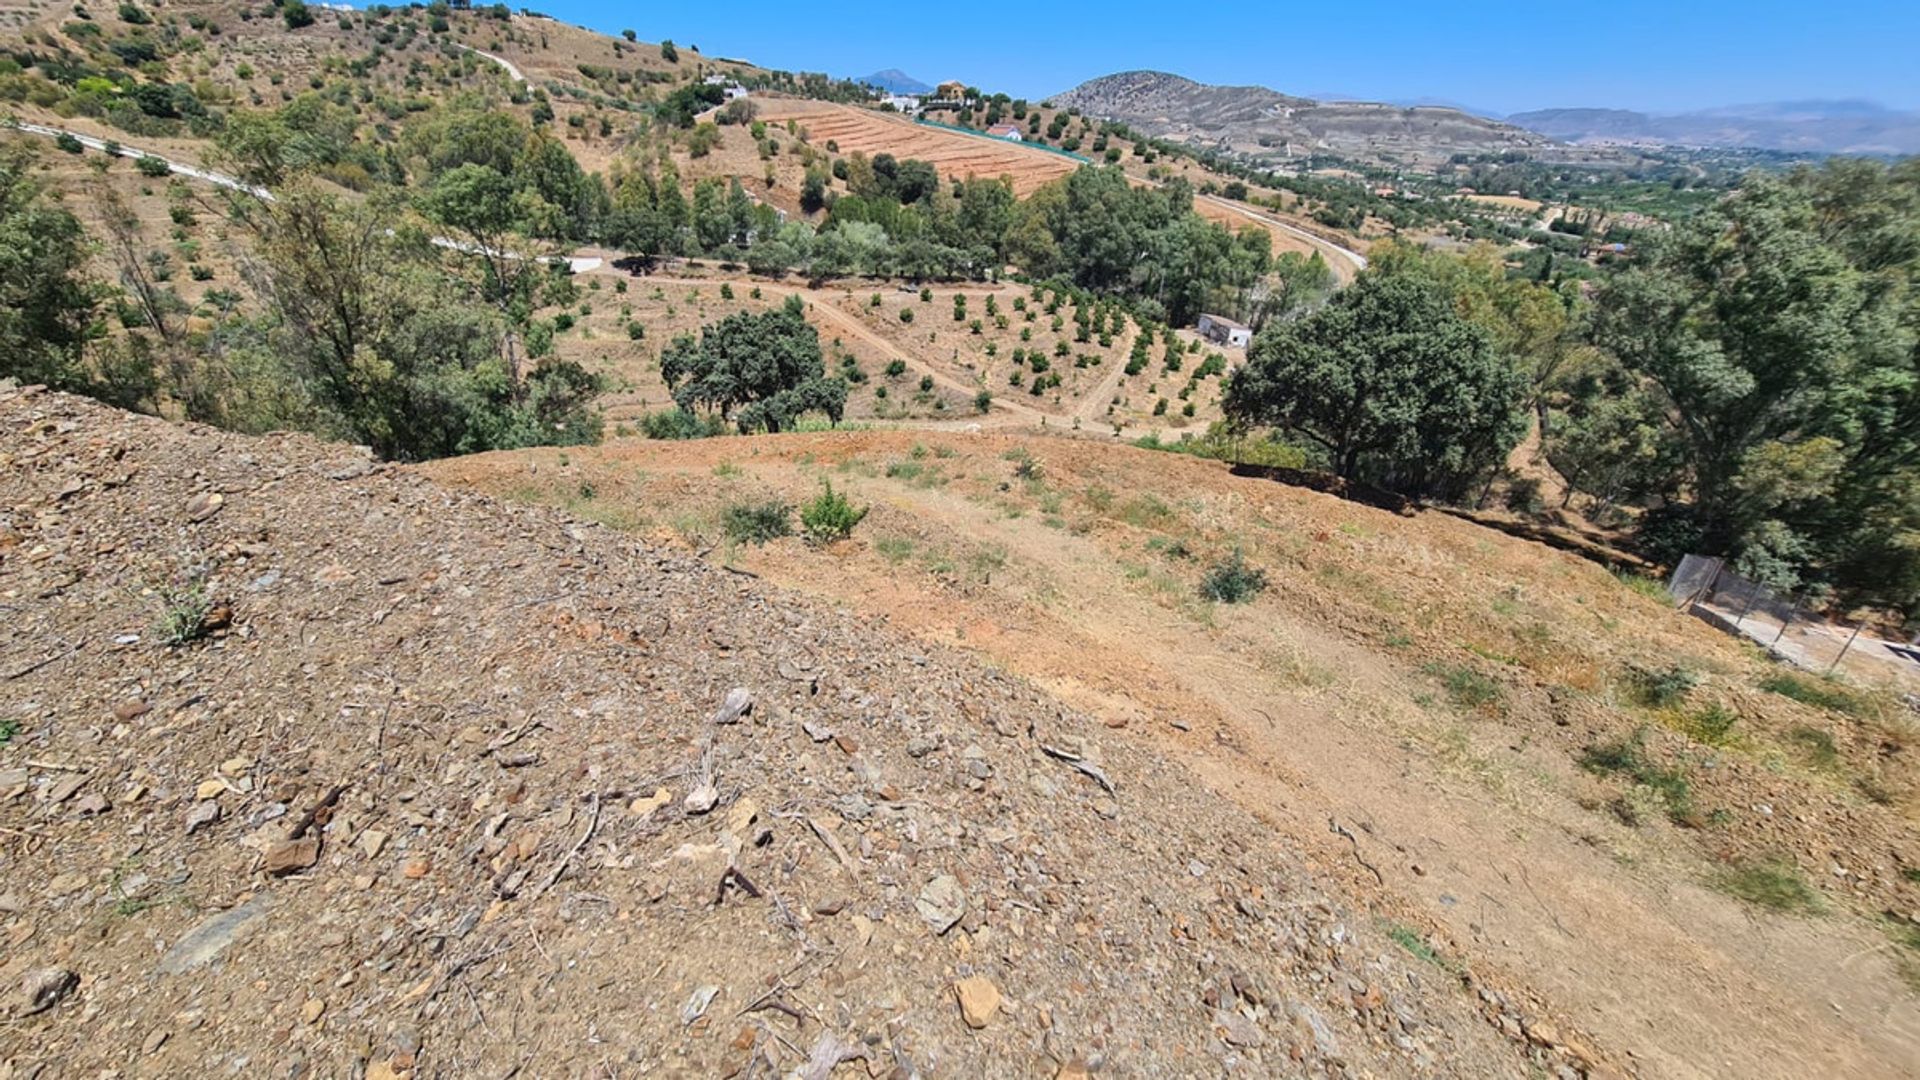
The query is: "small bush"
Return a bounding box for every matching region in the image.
[800,481,867,542]
[641,408,726,440]
[134,154,170,177]
[1713,857,1821,913]
[1200,549,1267,604]
[722,500,792,545]
[153,573,215,646]
[1631,665,1699,708]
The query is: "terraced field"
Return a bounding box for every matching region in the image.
[752,99,1081,196]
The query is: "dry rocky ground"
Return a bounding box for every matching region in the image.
[0,384,1574,1076]
[434,428,1920,1078]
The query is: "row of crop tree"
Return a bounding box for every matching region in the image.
[1221,158,1920,618]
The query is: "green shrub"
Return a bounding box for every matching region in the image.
[641,408,727,439]
[153,572,215,646]
[722,499,792,545]
[1200,549,1267,604]
[800,481,867,542]
[134,154,170,177]
[1631,665,1699,708]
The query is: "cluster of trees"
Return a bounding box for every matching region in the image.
[1559,159,1920,613]
[1227,158,1919,617]
[0,133,601,462]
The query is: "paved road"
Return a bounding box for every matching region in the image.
[458,44,525,84]
[1196,192,1369,274]
[11,121,273,200]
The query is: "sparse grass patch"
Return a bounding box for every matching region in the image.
[1712,856,1821,913]
[1759,671,1869,717]
[721,499,791,545]
[1117,493,1175,529]
[712,461,742,478]
[1614,570,1672,603]
[1578,729,1696,825]
[1422,662,1504,712]
[1383,921,1458,973]
[874,536,916,564]
[1678,703,1740,746]
[1786,725,1841,771]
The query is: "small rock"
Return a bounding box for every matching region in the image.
[185,491,224,522]
[113,700,151,722]
[73,792,110,816]
[628,787,672,817]
[916,875,967,935]
[263,837,321,876]
[802,721,835,743]
[1055,1060,1094,1080]
[684,781,719,816]
[725,797,760,836]
[159,891,274,976]
[184,801,221,835]
[195,779,226,801]
[712,687,753,725]
[218,757,252,778]
[142,1028,170,1055]
[1213,1008,1265,1048]
[682,985,720,1025]
[358,830,388,859]
[300,999,326,1025]
[402,857,431,879]
[953,975,1001,1029]
[16,967,78,1016]
[838,794,873,822]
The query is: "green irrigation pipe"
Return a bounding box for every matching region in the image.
[911,117,1093,164]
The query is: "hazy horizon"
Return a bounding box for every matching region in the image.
[498,0,1920,116]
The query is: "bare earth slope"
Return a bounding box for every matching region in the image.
[433,430,1920,1080]
[0,386,1543,1076]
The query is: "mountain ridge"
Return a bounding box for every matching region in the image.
[1049,69,1555,166]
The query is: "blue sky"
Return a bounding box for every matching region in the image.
[517,0,1920,115]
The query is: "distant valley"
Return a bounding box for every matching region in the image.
[1506,100,1920,155]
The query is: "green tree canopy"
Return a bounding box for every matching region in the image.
[1224,265,1527,499]
[660,297,846,432]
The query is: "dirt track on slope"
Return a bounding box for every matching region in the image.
[434,429,1920,1080]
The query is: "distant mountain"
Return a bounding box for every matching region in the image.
[1507,101,1920,154]
[858,69,932,95]
[1049,71,1555,167]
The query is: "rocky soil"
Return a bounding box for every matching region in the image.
[0,386,1571,1076]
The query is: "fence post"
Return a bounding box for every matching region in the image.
[1827,621,1865,676]
[1772,598,1797,647]
[1733,576,1763,630]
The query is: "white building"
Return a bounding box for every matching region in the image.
[1197,313,1252,349]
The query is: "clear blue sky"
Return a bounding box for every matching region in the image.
[518,0,1920,115]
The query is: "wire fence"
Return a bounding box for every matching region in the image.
[1666,554,1920,690]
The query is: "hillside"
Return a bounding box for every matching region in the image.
[1050,71,1552,167]
[0,383,1567,1074]
[434,427,1920,1079]
[1508,102,1920,154]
